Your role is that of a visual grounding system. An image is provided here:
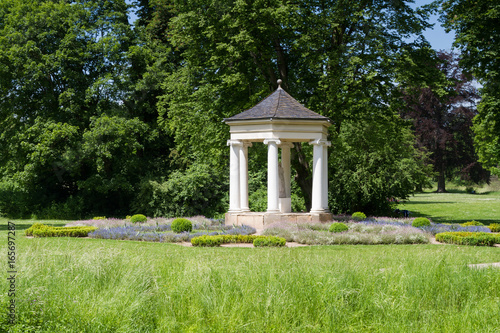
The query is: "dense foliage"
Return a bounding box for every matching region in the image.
[440,0,500,176]
[400,51,489,192]
[0,0,493,218]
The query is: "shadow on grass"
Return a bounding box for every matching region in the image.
[402,201,455,205]
[0,221,67,231]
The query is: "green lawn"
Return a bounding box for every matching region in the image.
[1,219,499,332]
[397,190,500,224]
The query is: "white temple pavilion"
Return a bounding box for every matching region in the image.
[224,80,332,228]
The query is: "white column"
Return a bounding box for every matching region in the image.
[227,140,242,212]
[322,141,331,211]
[240,142,252,212]
[310,139,327,213]
[279,142,293,213]
[264,138,281,213]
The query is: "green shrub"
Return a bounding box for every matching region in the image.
[412,217,431,228]
[253,236,286,247]
[171,218,193,233]
[93,216,106,220]
[191,235,224,247]
[329,222,349,233]
[461,220,484,226]
[488,223,500,232]
[25,224,97,237]
[352,212,367,221]
[130,214,147,223]
[191,235,285,247]
[435,232,498,246]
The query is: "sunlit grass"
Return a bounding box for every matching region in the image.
[397,191,500,224]
[1,225,499,332]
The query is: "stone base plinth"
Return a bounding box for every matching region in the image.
[225,212,333,229]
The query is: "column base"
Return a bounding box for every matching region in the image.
[279,198,292,213]
[225,212,333,229]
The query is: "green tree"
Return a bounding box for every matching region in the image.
[400,51,488,192]
[152,0,434,214]
[0,0,171,217]
[441,0,500,175]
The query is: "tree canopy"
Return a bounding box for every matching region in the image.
[440,0,500,175]
[0,0,492,218]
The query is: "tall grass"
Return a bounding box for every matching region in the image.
[1,236,499,332]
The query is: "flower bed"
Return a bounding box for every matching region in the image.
[88,223,256,243]
[262,220,429,245]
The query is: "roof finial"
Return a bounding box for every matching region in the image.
[277,79,282,89]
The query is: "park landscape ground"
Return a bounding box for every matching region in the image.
[1,182,499,332]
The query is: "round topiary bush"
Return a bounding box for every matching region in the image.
[412,217,431,228]
[461,220,484,226]
[130,214,147,223]
[329,222,349,233]
[171,218,193,233]
[351,212,367,221]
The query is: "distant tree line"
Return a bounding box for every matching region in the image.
[0,0,497,219]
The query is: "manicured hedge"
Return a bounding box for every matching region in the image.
[25,223,97,238]
[412,217,431,227]
[435,232,499,246]
[130,214,147,223]
[329,222,349,233]
[171,218,193,233]
[253,236,286,247]
[191,235,286,247]
[488,223,500,232]
[352,212,366,221]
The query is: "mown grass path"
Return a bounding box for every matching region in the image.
[397,191,500,224]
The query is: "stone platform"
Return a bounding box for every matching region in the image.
[225,212,333,229]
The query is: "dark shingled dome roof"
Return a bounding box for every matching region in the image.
[224,86,330,122]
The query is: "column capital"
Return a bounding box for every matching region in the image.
[243,141,253,148]
[309,139,331,147]
[263,138,282,145]
[278,142,294,149]
[227,139,243,147]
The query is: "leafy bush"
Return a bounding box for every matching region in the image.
[191,235,224,247]
[130,214,147,223]
[435,232,499,246]
[25,223,96,237]
[191,235,285,247]
[461,221,484,226]
[171,218,193,233]
[253,236,286,247]
[488,223,500,232]
[133,163,228,218]
[93,216,106,220]
[329,222,349,233]
[412,217,431,228]
[352,212,367,221]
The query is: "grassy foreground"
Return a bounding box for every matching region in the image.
[1,220,499,332]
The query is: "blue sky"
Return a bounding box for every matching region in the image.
[414,0,456,51]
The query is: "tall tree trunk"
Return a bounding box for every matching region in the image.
[436,166,447,193]
[291,143,312,211]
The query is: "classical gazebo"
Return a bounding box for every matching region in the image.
[224,80,332,228]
